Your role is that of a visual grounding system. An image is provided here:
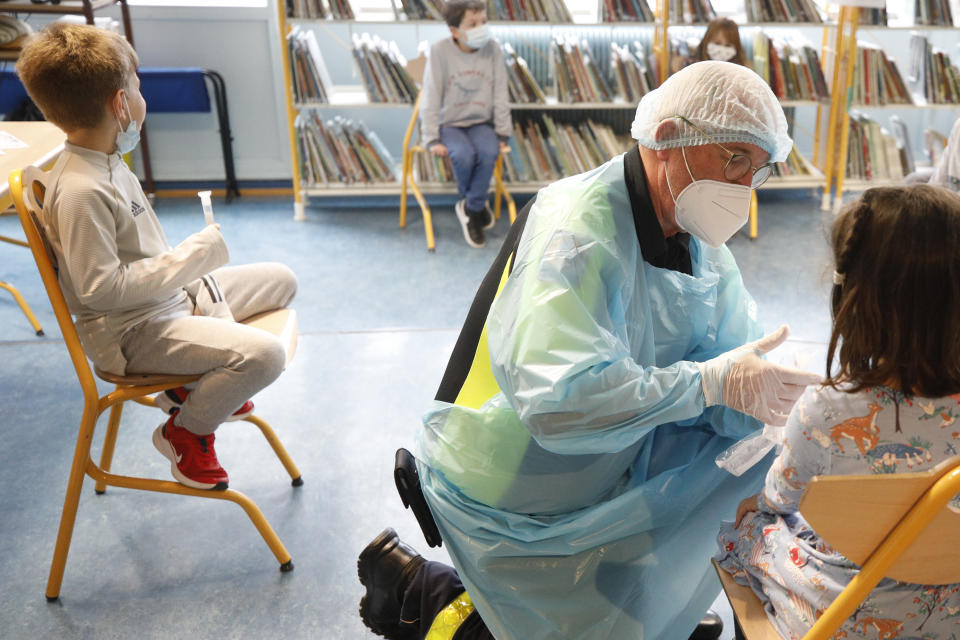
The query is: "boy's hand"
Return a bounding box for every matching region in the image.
[429,143,448,157]
[499,141,510,153]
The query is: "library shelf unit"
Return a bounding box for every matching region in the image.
[817,10,960,211]
[278,1,956,222]
[0,0,155,192]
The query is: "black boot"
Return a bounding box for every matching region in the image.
[688,610,724,640]
[358,528,426,640]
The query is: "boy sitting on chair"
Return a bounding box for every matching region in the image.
[421,0,512,249]
[16,23,297,491]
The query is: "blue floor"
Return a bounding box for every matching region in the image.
[0,191,836,639]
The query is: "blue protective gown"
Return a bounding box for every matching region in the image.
[416,151,771,640]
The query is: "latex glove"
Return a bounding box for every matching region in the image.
[697,325,822,426]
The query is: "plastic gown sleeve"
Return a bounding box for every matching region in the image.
[759,388,830,515]
[486,217,707,456]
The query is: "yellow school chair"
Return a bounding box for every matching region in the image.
[713,454,960,640]
[398,56,516,251]
[0,273,44,335]
[9,167,303,602]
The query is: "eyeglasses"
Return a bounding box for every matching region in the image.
[670,115,775,188]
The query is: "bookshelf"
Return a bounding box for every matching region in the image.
[816,3,960,211]
[277,0,960,220]
[0,0,156,194]
[276,4,851,221]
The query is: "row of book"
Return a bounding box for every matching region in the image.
[392,0,442,20]
[851,44,913,106]
[352,33,419,104]
[907,34,960,105]
[502,115,632,182]
[611,41,657,103]
[600,0,655,22]
[553,36,615,103]
[297,112,397,186]
[669,0,715,25]
[751,33,829,102]
[845,114,908,182]
[745,0,822,22]
[288,28,333,103]
[503,42,548,103]
[771,146,815,179]
[915,0,954,26]
[286,0,353,19]
[489,0,573,21]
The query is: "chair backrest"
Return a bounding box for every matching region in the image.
[799,454,960,585]
[9,167,101,400]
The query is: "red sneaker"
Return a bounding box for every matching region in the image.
[154,386,254,422]
[152,415,229,490]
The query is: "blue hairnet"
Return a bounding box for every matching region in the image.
[631,61,792,163]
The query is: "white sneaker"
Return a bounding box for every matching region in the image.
[482,202,496,230]
[454,199,485,248]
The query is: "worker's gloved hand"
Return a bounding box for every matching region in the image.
[697,325,822,426]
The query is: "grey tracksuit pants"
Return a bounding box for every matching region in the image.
[121,262,298,435]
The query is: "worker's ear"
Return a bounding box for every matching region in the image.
[653,120,677,162]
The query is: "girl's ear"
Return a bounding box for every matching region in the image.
[448,25,458,39]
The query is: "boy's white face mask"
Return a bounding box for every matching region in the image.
[114,92,141,155]
[706,42,737,61]
[665,146,752,248]
[462,24,491,50]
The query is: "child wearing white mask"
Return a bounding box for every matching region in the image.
[695,18,747,67]
[15,23,298,491]
[420,0,512,249]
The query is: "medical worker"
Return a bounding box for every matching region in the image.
[358,61,822,640]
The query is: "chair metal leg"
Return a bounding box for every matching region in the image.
[0,280,44,336]
[400,153,410,229]
[46,406,99,601]
[243,414,303,486]
[95,401,125,495]
[407,173,434,251]
[85,466,294,571]
[493,157,504,222]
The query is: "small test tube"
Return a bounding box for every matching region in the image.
[198,190,215,226]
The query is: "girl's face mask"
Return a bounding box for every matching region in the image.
[706,42,737,61]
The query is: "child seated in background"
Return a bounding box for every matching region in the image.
[16,23,297,490]
[420,0,511,249]
[716,184,960,639]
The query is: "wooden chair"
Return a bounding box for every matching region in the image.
[713,454,960,640]
[399,55,517,251]
[9,167,303,602]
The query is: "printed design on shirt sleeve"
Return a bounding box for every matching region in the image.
[828,402,882,456]
[130,201,146,217]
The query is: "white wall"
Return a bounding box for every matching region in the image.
[102,3,293,181]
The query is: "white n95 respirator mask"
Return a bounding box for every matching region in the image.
[463,25,491,50]
[667,147,752,248]
[706,43,737,61]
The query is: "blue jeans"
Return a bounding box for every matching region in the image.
[440,123,499,214]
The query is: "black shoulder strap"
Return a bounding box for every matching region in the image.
[434,195,536,402]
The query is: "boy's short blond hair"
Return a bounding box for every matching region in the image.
[16,23,139,132]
